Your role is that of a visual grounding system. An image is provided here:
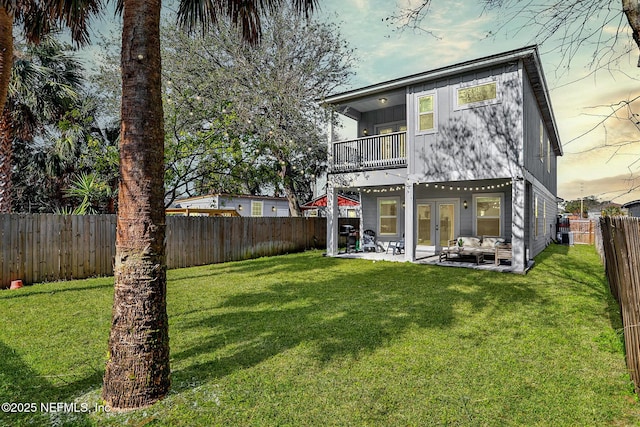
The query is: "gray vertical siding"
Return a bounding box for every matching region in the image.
[528,185,557,258]
[408,64,524,182]
[358,105,406,137]
[522,72,558,195]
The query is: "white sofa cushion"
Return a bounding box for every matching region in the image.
[481,236,505,248]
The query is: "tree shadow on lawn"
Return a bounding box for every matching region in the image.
[169,253,556,389]
[170,250,345,281]
[0,340,101,426]
[534,244,622,330]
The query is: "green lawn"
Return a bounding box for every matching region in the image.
[0,244,638,426]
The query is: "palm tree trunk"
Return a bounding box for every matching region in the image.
[0,8,13,213]
[0,110,12,213]
[102,0,170,409]
[0,7,11,109]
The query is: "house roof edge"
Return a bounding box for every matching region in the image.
[321,45,540,104]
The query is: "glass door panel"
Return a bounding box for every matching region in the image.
[417,199,458,253]
[438,203,455,247]
[417,203,433,246]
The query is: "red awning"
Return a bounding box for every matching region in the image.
[300,194,360,210]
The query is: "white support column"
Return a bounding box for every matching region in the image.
[327,111,334,173]
[511,177,526,272]
[326,183,339,256]
[404,181,416,262]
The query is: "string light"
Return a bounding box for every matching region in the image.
[357,181,511,195]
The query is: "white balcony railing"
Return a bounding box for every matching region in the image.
[331,131,407,172]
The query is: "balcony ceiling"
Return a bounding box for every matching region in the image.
[335,89,406,118]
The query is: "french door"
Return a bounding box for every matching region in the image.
[416,199,459,252]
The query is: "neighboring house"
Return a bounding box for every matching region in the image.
[323,46,562,273]
[171,194,291,217]
[300,194,361,218]
[623,200,640,217]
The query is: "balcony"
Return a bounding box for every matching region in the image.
[331,131,407,173]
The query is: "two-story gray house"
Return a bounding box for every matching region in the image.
[323,46,562,273]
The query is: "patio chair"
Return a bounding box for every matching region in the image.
[361,229,378,252]
[386,237,405,255]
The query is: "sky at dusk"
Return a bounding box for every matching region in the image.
[81,0,640,204]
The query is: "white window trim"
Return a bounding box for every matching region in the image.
[378,197,400,237]
[452,78,500,111]
[251,200,263,217]
[415,90,437,135]
[546,137,551,173]
[539,121,544,163]
[472,193,504,237]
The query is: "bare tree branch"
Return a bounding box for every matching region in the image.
[564,95,640,147]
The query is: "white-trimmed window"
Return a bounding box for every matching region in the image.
[473,194,502,236]
[378,198,399,236]
[455,80,498,110]
[539,121,544,163]
[416,91,436,134]
[251,201,263,217]
[546,137,551,173]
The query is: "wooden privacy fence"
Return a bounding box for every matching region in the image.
[0,214,327,288]
[165,216,326,269]
[599,216,640,394]
[0,214,117,289]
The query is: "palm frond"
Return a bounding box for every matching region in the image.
[2,0,103,46]
[176,0,317,44]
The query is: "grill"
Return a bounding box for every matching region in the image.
[340,225,358,253]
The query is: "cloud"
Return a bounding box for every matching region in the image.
[350,0,369,11]
[560,174,640,204]
[337,2,509,87]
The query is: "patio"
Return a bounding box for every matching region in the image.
[331,248,525,273]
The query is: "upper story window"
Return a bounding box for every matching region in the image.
[454,80,498,110]
[546,137,551,173]
[416,91,436,134]
[539,121,544,163]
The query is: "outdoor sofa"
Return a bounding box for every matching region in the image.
[439,236,512,266]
